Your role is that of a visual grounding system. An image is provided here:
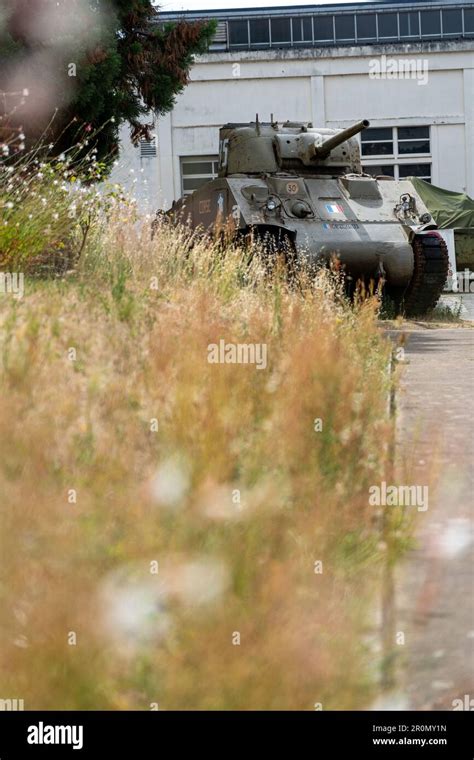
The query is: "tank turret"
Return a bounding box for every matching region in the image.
[218,119,370,177]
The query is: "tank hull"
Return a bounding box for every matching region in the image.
[171,175,436,287]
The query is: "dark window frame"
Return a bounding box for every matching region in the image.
[249,18,270,46]
[442,8,463,36]
[464,7,474,34]
[228,19,249,47]
[313,15,335,43]
[420,9,442,37]
[362,126,432,182]
[335,14,356,43]
[181,156,219,197]
[398,11,420,39]
[270,17,292,45]
[356,12,377,40]
[377,12,399,40]
[226,7,472,50]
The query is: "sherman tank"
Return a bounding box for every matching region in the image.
[166,118,448,316]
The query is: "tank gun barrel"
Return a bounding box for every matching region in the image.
[314,119,370,158]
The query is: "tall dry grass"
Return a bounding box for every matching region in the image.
[0,207,402,709]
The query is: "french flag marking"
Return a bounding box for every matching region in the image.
[325,203,344,214]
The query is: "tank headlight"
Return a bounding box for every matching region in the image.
[291,200,312,218]
[266,197,278,212]
[420,213,431,224]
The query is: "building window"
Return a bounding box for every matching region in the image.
[335,15,355,42]
[361,127,393,157]
[364,164,431,181]
[140,138,157,158]
[180,156,219,196]
[398,163,431,181]
[250,18,269,45]
[464,8,474,34]
[442,9,463,36]
[292,16,312,43]
[314,15,334,43]
[364,164,395,178]
[362,126,431,183]
[397,126,430,155]
[225,5,472,50]
[378,12,398,40]
[420,10,441,37]
[271,17,291,44]
[356,13,377,41]
[399,12,420,38]
[228,19,249,47]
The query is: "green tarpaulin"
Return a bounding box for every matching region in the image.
[410,177,474,229]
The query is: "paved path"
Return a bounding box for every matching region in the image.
[394,326,474,709]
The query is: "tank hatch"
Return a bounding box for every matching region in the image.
[339,176,383,201]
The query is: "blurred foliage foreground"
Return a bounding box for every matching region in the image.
[0,160,410,708]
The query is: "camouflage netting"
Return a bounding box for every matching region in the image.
[410,177,474,230]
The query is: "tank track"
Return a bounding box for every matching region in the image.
[399,232,449,317]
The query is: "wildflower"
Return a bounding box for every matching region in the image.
[99,574,171,652]
[98,556,229,654]
[149,457,190,511]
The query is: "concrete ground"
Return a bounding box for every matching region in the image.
[393,324,474,709]
[440,293,474,322]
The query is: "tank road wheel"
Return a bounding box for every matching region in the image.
[386,232,449,318]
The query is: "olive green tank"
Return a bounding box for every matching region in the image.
[166,118,448,316]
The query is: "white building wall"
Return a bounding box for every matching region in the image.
[111,124,161,213]
[113,41,474,210]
